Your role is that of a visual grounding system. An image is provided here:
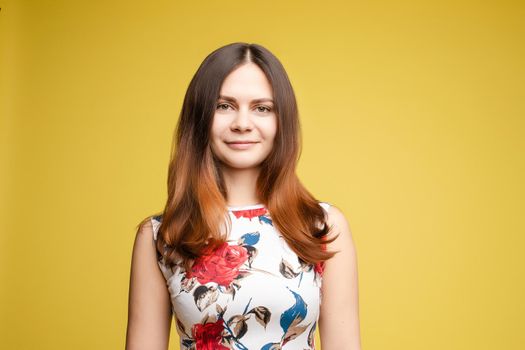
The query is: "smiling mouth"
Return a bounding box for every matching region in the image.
[225,141,259,150]
[226,141,259,144]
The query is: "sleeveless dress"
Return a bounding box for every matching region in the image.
[150,201,331,350]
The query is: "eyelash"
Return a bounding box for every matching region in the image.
[216,103,272,113]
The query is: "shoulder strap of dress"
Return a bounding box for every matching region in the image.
[150,215,162,241]
[319,201,332,213]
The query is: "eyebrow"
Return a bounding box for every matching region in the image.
[218,95,274,104]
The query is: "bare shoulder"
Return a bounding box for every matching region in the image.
[324,204,356,253]
[130,216,161,277]
[319,205,361,350]
[136,216,154,238]
[126,216,171,349]
[319,204,361,348]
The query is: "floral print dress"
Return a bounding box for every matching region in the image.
[150,202,331,350]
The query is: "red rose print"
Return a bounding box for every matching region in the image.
[189,242,248,286]
[314,261,325,275]
[232,207,267,220]
[192,318,229,350]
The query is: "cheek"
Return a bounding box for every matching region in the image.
[264,118,278,141]
[210,117,227,142]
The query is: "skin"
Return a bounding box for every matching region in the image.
[125,62,361,349]
[320,206,362,349]
[126,219,172,350]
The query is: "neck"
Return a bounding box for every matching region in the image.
[221,166,261,206]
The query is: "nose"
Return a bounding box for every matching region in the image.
[230,107,253,132]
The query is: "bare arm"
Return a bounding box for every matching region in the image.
[319,205,362,349]
[125,219,172,350]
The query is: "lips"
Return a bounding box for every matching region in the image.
[226,141,258,144]
[225,140,259,150]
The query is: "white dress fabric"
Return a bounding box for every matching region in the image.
[150,201,331,350]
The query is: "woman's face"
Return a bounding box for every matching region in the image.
[210,62,277,171]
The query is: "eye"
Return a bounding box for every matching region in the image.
[256,105,272,113]
[216,103,232,111]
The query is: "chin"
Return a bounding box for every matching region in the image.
[224,162,262,170]
[219,158,264,170]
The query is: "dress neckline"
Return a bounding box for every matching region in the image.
[227,203,266,211]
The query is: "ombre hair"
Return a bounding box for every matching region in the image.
[138,42,338,272]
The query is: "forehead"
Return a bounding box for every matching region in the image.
[219,63,273,100]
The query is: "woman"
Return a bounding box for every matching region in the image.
[126,42,361,350]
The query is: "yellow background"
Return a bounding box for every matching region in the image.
[1,0,524,349]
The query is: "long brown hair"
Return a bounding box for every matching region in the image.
[138,42,338,272]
